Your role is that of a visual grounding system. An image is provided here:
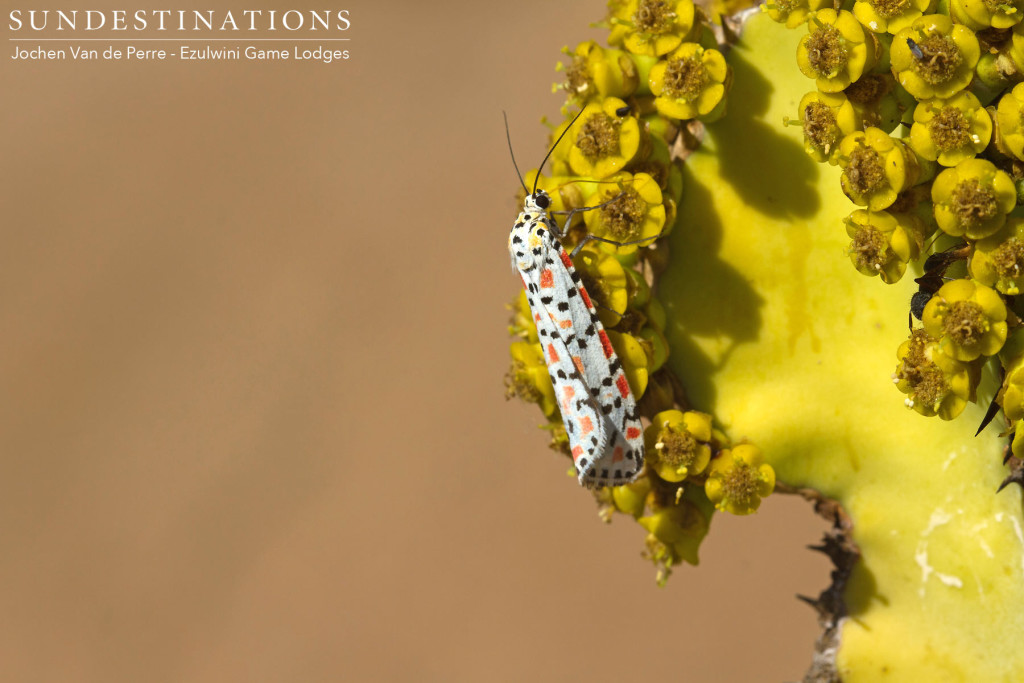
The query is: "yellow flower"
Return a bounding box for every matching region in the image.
[558,41,643,106]
[922,279,1008,361]
[891,15,980,100]
[908,91,992,167]
[639,496,709,568]
[838,128,922,210]
[796,9,877,93]
[951,0,1023,30]
[797,90,862,164]
[609,329,650,398]
[762,0,833,28]
[996,83,1024,162]
[568,97,643,177]
[1013,420,1024,460]
[845,209,926,283]
[610,477,652,518]
[505,341,558,417]
[627,134,684,206]
[609,0,697,57]
[969,218,1024,295]
[894,328,978,419]
[1001,340,1024,421]
[853,0,933,34]
[931,158,1017,239]
[643,409,713,482]
[1010,21,1024,73]
[624,267,651,309]
[704,444,776,515]
[583,172,666,253]
[649,43,731,121]
[638,324,670,371]
[844,74,916,133]
[572,246,630,328]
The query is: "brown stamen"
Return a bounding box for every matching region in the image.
[943,300,987,346]
[804,101,839,153]
[845,146,887,197]
[897,329,949,409]
[806,25,848,78]
[844,74,890,104]
[633,0,676,33]
[576,114,621,161]
[850,225,891,271]
[869,0,911,19]
[600,188,647,240]
[951,177,999,228]
[992,237,1024,280]
[662,56,708,102]
[928,106,972,152]
[910,34,962,85]
[655,425,698,469]
[722,463,761,509]
[565,55,593,98]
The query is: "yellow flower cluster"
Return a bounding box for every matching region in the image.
[769,0,1024,431]
[506,0,775,584]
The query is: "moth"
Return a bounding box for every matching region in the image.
[506,112,647,487]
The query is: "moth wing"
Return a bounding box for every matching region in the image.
[548,245,644,486]
[524,266,611,480]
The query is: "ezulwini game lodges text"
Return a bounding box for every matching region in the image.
[11,43,349,62]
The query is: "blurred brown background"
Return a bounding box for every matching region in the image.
[0,2,829,681]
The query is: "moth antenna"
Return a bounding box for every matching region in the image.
[533,108,587,196]
[504,111,528,194]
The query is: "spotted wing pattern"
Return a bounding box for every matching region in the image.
[509,202,644,487]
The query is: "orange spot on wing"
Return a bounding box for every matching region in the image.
[573,357,585,374]
[612,446,624,463]
[547,344,559,363]
[598,329,614,359]
[540,269,554,288]
[579,416,593,435]
[563,386,575,400]
[559,319,573,329]
[616,374,631,398]
[559,249,573,269]
[579,287,593,310]
[571,445,584,462]
[626,427,641,440]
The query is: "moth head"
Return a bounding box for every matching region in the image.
[527,190,551,212]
